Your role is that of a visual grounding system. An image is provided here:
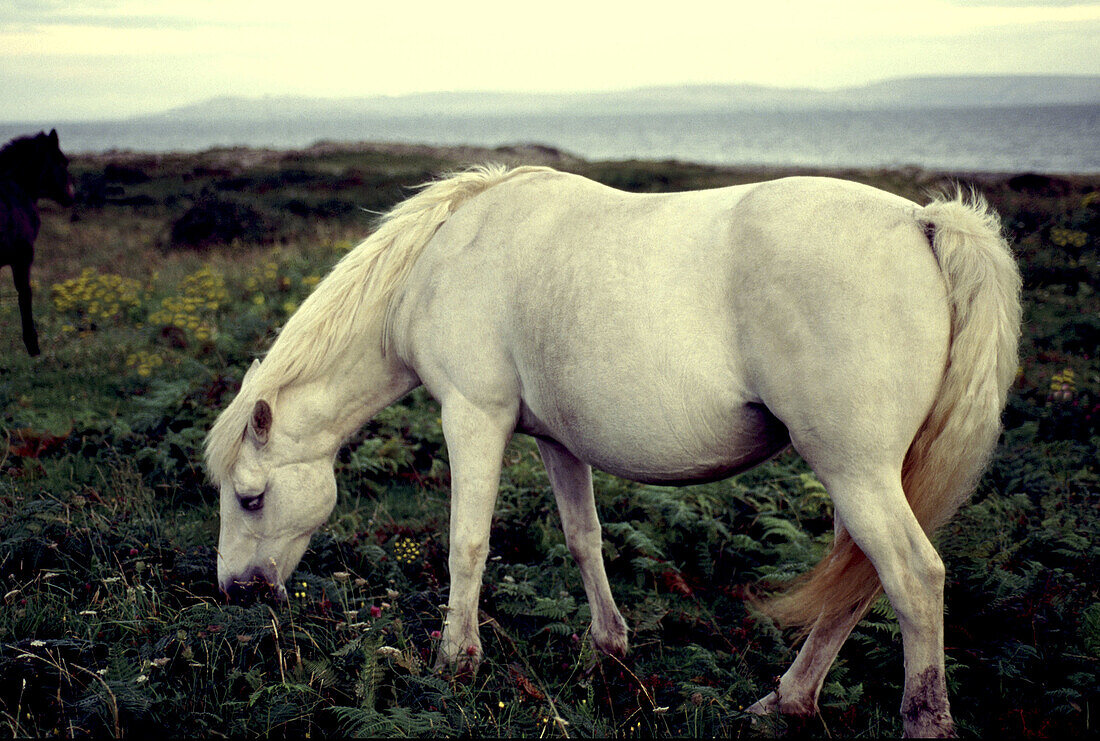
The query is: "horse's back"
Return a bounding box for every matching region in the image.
[394,171,950,481]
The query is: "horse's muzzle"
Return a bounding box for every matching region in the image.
[56,178,75,207]
[222,569,287,607]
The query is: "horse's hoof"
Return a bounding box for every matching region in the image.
[434,642,482,678]
[746,692,778,716]
[901,667,954,737]
[902,709,955,738]
[591,613,629,658]
[746,690,818,720]
[903,717,955,739]
[591,626,629,659]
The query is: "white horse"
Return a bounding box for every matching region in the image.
[206,165,1020,737]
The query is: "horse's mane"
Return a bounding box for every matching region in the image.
[0,135,36,175]
[0,132,62,182]
[204,164,552,485]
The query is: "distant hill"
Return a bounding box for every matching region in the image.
[147,76,1100,121]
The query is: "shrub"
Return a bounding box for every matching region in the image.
[169,191,275,249]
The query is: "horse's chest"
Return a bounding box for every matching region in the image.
[0,191,39,248]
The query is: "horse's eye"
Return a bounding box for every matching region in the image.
[238,492,264,512]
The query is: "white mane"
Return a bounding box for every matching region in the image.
[204,164,550,485]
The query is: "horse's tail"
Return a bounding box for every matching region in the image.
[762,190,1022,632]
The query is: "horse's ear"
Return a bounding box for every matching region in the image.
[249,399,273,446]
[242,359,261,385]
[48,129,58,143]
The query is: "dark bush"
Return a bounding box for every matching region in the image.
[74,172,111,208]
[103,163,150,185]
[280,196,358,219]
[169,191,275,248]
[1007,173,1075,197]
[1037,315,1100,355]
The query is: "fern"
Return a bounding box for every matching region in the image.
[725,533,765,554]
[331,706,391,738]
[820,680,865,710]
[540,621,576,636]
[1081,604,1100,658]
[756,516,804,544]
[861,610,901,641]
[381,706,451,736]
[693,538,716,579]
[795,472,833,519]
[604,520,665,559]
[529,595,576,621]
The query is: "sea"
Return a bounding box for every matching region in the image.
[3,104,1099,174]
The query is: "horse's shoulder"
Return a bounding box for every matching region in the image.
[0,177,26,198]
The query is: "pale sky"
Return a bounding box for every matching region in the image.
[1,0,1098,120]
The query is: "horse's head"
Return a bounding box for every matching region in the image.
[213,365,338,605]
[33,129,74,206]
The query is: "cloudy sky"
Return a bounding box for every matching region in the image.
[1,0,1098,120]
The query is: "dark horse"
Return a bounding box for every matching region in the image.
[0,129,74,356]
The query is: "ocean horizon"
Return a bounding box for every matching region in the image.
[3,104,1098,174]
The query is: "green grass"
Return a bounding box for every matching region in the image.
[1,148,1097,737]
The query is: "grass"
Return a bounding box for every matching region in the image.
[1,145,1097,737]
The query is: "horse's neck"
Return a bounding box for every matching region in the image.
[0,149,36,197]
[0,168,36,200]
[271,319,419,459]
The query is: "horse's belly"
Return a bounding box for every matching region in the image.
[518,390,790,485]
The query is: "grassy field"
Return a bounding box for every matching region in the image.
[1,143,1097,738]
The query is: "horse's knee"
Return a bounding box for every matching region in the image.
[564,522,601,562]
[889,545,945,633]
[923,550,946,587]
[450,539,489,579]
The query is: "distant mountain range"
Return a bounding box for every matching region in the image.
[147,76,1100,121]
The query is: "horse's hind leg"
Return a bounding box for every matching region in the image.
[12,257,40,356]
[808,465,953,738]
[747,522,868,717]
[537,439,628,657]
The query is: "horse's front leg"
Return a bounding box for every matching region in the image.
[12,258,40,357]
[436,394,514,671]
[537,438,628,657]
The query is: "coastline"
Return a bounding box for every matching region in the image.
[7,100,1099,175]
[68,139,1100,188]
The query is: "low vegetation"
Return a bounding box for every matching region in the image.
[0,144,1096,737]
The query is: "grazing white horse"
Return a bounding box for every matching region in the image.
[206,165,1020,738]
